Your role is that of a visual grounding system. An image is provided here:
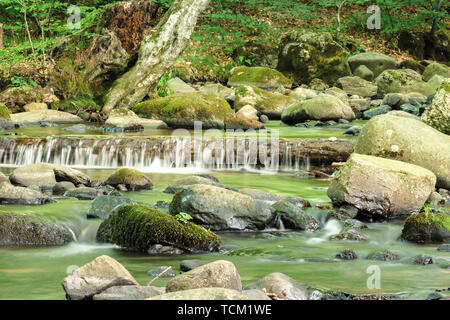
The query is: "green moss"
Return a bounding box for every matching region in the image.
[133,92,233,121]
[50,97,101,113]
[0,103,11,119]
[404,211,450,231]
[228,66,292,88]
[97,204,222,252]
[105,168,152,186]
[439,80,450,93]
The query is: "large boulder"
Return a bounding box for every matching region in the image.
[148,288,248,300]
[132,92,234,129]
[328,154,436,218]
[354,114,450,189]
[348,52,397,78]
[0,211,73,246]
[104,168,153,191]
[93,285,164,300]
[163,175,222,194]
[166,260,242,293]
[9,163,90,189]
[10,110,82,125]
[375,69,440,96]
[96,204,222,253]
[244,273,308,300]
[336,76,378,98]
[228,66,292,89]
[421,80,449,134]
[401,212,450,244]
[105,108,167,131]
[87,195,137,219]
[61,255,139,300]
[0,182,54,205]
[281,94,355,124]
[277,31,351,85]
[169,185,276,231]
[234,85,298,119]
[422,63,450,82]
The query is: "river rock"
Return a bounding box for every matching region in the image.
[289,87,317,101]
[277,31,351,85]
[362,105,392,119]
[348,52,397,78]
[239,188,309,207]
[52,181,76,195]
[353,64,374,81]
[62,255,139,300]
[23,102,48,112]
[64,187,103,200]
[96,204,221,253]
[234,85,298,119]
[336,249,358,260]
[167,77,196,93]
[198,83,235,102]
[180,260,205,272]
[438,244,450,252]
[169,184,276,231]
[93,285,164,300]
[404,255,434,265]
[336,76,378,98]
[368,250,402,261]
[422,62,450,82]
[166,260,242,293]
[375,69,439,96]
[382,93,409,108]
[330,228,369,241]
[164,175,222,194]
[354,114,450,189]
[0,172,9,184]
[421,80,449,134]
[328,154,436,218]
[242,289,272,300]
[235,105,259,122]
[105,108,166,131]
[272,200,319,231]
[244,272,308,300]
[0,182,54,205]
[401,212,450,244]
[87,195,137,219]
[147,266,176,278]
[10,110,82,124]
[104,168,153,191]
[149,288,248,300]
[281,94,355,125]
[0,211,73,246]
[228,66,292,89]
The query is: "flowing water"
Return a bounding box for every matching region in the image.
[0,123,448,300]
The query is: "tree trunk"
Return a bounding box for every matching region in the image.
[0,23,3,50]
[102,0,210,114]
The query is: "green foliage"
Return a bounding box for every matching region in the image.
[156,73,175,97]
[175,212,193,224]
[8,76,38,88]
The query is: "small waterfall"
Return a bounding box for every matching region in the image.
[306,220,342,244]
[0,136,352,172]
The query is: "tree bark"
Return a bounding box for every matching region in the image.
[0,23,4,50]
[102,0,210,114]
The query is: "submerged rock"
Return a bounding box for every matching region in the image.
[96,204,221,253]
[166,260,242,293]
[62,255,139,300]
[330,228,369,241]
[281,94,355,125]
[104,168,153,191]
[244,272,309,300]
[327,154,436,218]
[0,211,73,246]
[228,66,292,89]
[401,212,450,244]
[354,114,450,189]
[368,250,402,261]
[169,184,276,231]
[149,288,248,300]
[336,249,358,260]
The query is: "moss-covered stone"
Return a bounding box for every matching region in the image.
[348,52,397,78]
[104,168,153,191]
[96,204,222,253]
[234,85,298,120]
[0,211,73,246]
[50,97,101,113]
[228,66,292,89]
[375,69,440,97]
[132,92,234,129]
[421,80,450,134]
[422,63,450,82]
[401,211,450,244]
[277,31,351,86]
[0,103,10,119]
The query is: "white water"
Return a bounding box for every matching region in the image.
[306,219,342,244]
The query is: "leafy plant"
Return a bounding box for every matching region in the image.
[175,212,193,224]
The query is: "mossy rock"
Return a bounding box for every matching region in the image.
[0,103,10,120]
[234,85,298,119]
[104,168,153,191]
[0,211,73,246]
[228,66,292,89]
[281,94,355,124]
[96,204,222,253]
[50,97,101,113]
[422,63,450,82]
[375,69,440,97]
[421,80,450,134]
[132,92,234,129]
[277,31,351,86]
[401,211,450,244]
